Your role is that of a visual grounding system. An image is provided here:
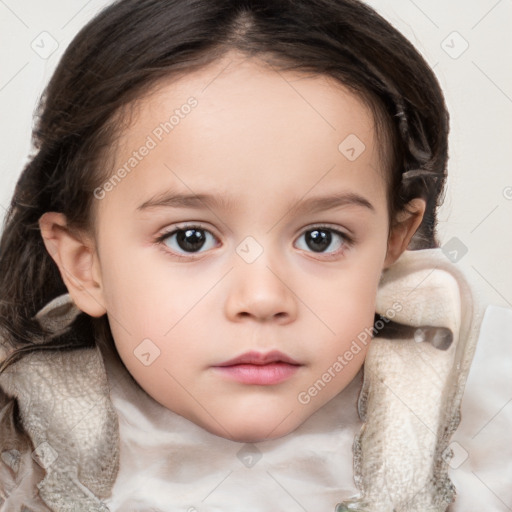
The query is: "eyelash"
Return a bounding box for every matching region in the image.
[154,223,354,261]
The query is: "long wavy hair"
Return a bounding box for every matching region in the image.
[0,0,449,371]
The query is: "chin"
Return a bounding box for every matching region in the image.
[202,414,303,443]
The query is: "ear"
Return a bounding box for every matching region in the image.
[383,198,426,269]
[38,212,107,317]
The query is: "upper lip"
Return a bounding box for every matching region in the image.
[215,350,302,367]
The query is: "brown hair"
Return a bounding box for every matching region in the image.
[0,0,449,370]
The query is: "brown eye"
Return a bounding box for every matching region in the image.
[305,229,332,252]
[295,227,348,255]
[176,228,206,252]
[161,226,218,254]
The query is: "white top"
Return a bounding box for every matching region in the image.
[102,305,512,511]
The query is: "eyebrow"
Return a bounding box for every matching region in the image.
[137,190,375,215]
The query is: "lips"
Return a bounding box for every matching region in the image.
[215,350,301,367]
[212,350,302,385]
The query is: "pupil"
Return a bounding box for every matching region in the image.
[177,229,205,252]
[307,229,331,252]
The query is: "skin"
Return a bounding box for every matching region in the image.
[39,52,425,443]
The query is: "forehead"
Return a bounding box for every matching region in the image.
[97,53,386,218]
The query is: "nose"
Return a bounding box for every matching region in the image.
[224,255,298,324]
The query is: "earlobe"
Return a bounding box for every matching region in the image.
[38,212,107,317]
[383,198,426,269]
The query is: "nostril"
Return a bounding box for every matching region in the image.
[235,311,289,321]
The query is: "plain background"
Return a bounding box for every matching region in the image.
[0,0,511,310]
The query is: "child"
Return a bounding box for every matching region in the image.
[0,0,498,510]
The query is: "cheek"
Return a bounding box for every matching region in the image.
[310,247,385,372]
[97,241,212,376]
[320,251,384,327]
[98,238,188,326]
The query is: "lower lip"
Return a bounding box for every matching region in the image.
[212,363,300,385]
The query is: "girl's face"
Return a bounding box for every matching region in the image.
[78,54,407,442]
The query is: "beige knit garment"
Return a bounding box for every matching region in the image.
[0,248,484,511]
[0,299,119,511]
[337,248,484,512]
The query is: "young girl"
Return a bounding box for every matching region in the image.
[0,0,500,510]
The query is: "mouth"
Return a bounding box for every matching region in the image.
[212,350,302,385]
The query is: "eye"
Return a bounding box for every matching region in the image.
[157,225,218,256]
[294,226,351,256]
